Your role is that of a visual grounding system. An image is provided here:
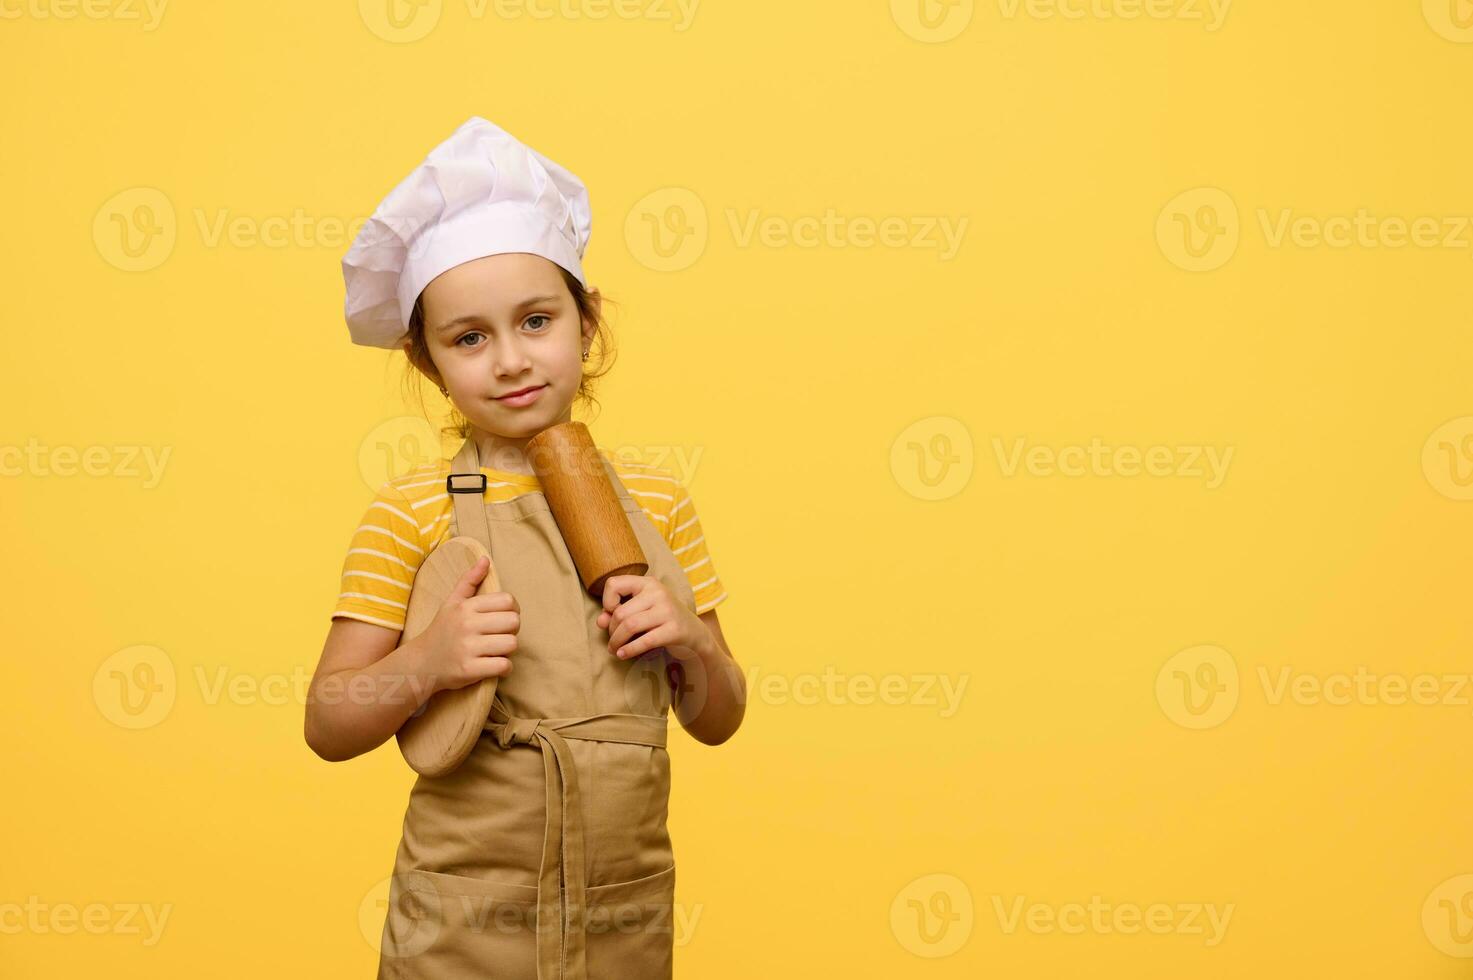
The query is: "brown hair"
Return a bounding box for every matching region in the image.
[399,264,616,440]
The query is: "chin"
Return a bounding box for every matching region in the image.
[479,405,556,431]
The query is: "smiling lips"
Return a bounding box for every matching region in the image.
[495,384,546,407]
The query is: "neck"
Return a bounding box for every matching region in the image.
[470,409,574,476]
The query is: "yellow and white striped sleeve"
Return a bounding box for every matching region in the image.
[331,481,426,632]
[666,480,728,614]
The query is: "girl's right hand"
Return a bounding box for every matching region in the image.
[414,555,520,695]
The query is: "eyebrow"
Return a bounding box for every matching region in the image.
[434,295,562,334]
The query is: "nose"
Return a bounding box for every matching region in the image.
[490,332,532,378]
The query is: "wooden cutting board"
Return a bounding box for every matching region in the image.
[395,536,502,777]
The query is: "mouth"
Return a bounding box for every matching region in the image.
[494,384,547,407]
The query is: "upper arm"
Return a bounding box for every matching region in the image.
[331,481,427,632]
[699,607,732,659]
[315,616,402,682]
[315,480,425,685]
[666,479,729,615]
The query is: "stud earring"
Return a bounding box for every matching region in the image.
[439,386,449,397]
[581,348,590,362]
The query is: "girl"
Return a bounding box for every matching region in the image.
[305,117,746,979]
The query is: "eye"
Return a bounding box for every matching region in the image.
[525,314,551,332]
[455,331,484,348]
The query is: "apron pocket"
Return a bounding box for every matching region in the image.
[378,869,539,980]
[583,863,677,980]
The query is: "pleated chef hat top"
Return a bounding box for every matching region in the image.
[341,116,593,349]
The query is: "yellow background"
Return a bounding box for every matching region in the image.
[3,0,1473,976]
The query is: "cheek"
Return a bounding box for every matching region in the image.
[544,349,582,383]
[440,356,473,383]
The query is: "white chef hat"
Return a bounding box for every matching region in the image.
[341,116,593,349]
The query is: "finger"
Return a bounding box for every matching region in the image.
[448,555,490,602]
[608,609,660,653]
[465,655,514,680]
[601,575,650,611]
[467,609,520,636]
[605,611,644,651]
[605,593,655,630]
[464,592,518,614]
[472,632,518,658]
[615,622,675,660]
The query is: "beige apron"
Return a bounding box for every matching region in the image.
[376,437,698,979]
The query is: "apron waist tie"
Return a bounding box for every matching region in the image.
[484,697,668,980]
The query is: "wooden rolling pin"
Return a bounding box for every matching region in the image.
[529,421,665,664]
[526,420,648,596]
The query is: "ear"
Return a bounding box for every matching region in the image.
[582,287,603,347]
[403,339,443,388]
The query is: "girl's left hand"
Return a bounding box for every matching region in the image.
[598,574,707,662]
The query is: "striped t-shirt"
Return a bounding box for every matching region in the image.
[331,448,728,632]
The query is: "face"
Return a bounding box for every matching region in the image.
[413,252,597,441]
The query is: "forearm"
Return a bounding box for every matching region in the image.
[305,638,439,762]
[669,625,745,745]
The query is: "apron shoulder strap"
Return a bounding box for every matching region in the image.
[446,436,493,551]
